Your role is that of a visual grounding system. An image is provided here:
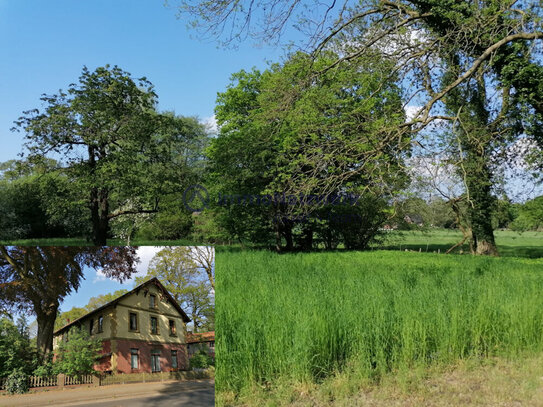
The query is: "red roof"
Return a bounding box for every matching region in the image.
[186,331,215,344]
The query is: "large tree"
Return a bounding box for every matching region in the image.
[207,52,408,250]
[0,246,138,362]
[176,0,543,255]
[13,65,205,245]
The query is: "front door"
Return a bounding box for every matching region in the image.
[151,354,160,372]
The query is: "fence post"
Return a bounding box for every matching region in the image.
[58,374,65,389]
[93,375,100,387]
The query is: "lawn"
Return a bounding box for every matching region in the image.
[216,250,543,405]
[380,229,543,258]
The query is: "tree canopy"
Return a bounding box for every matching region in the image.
[177,0,543,255]
[13,65,207,245]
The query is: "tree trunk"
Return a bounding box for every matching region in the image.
[464,149,499,256]
[91,187,109,246]
[36,304,59,363]
[301,226,313,251]
[283,224,294,251]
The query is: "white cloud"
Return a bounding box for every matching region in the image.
[202,115,218,134]
[92,246,162,285]
[93,269,107,283]
[405,105,421,121]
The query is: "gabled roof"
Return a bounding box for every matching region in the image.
[186,331,215,344]
[53,277,191,336]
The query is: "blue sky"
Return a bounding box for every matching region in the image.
[0,0,287,162]
[59,246,163,313]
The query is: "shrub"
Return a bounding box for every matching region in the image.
[190,349,214,369]
[53,328,102,379]
[5,368,29,394]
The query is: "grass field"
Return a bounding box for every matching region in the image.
[216,250,543,405]
[381,229,543,258]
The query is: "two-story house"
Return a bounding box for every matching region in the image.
[53,277,191,374]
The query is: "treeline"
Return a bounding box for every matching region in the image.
[1,59,542,251]
[395,196,543,232]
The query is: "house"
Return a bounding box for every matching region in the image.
[53,278,191,374]
[186,331,215,358]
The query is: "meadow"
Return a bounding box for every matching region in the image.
[381,229,543,258]
[216,250,543,405]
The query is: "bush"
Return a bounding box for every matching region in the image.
[189,349,214,369]
[5,368,29,394]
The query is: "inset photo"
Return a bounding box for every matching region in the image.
[0,246,214,406]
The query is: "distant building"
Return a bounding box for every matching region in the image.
[186,331,215,358]
[53,278,191,374]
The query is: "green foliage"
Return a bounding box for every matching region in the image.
[0,316,36,377]
[53,328,102,378]
[217,250,543,394]
[13,65,207,245]
[190,348,214,369]
[0,160,88,240]
[510,196,543,231]
[207,52,408,250]
[5,368,30,394]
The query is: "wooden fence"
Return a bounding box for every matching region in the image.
[0,374,94,391]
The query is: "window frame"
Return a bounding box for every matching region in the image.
[130,348,139,369]
[89,318,94,335]
[171,350,178,369]
[169,319,176,336]
[129,312,139,332]
[97,315,104,333]
[149,294,157,309]
[150,316,159,335]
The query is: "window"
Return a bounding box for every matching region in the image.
[98,316,103,333]
[150,316,158,334]
[129,313,138,331]
[171,350,177,369]
[89,318,94,335]
[169,320,176,336]
[151,350,161,372]
[209,341,215,349]
[149,294,156,309]
[130,349,139,369]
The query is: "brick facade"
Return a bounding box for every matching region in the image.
[94,339,112,371]
[113,339,188,374]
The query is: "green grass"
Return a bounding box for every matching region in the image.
[0,238,198,246]
[216,250,543,404]
[380,229,543,258]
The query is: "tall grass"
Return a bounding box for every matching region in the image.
[216,251,543,395]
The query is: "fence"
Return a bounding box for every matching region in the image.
[0,374,95,391]
[0,369,213,391]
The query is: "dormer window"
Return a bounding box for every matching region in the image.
[150,294,157,309]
